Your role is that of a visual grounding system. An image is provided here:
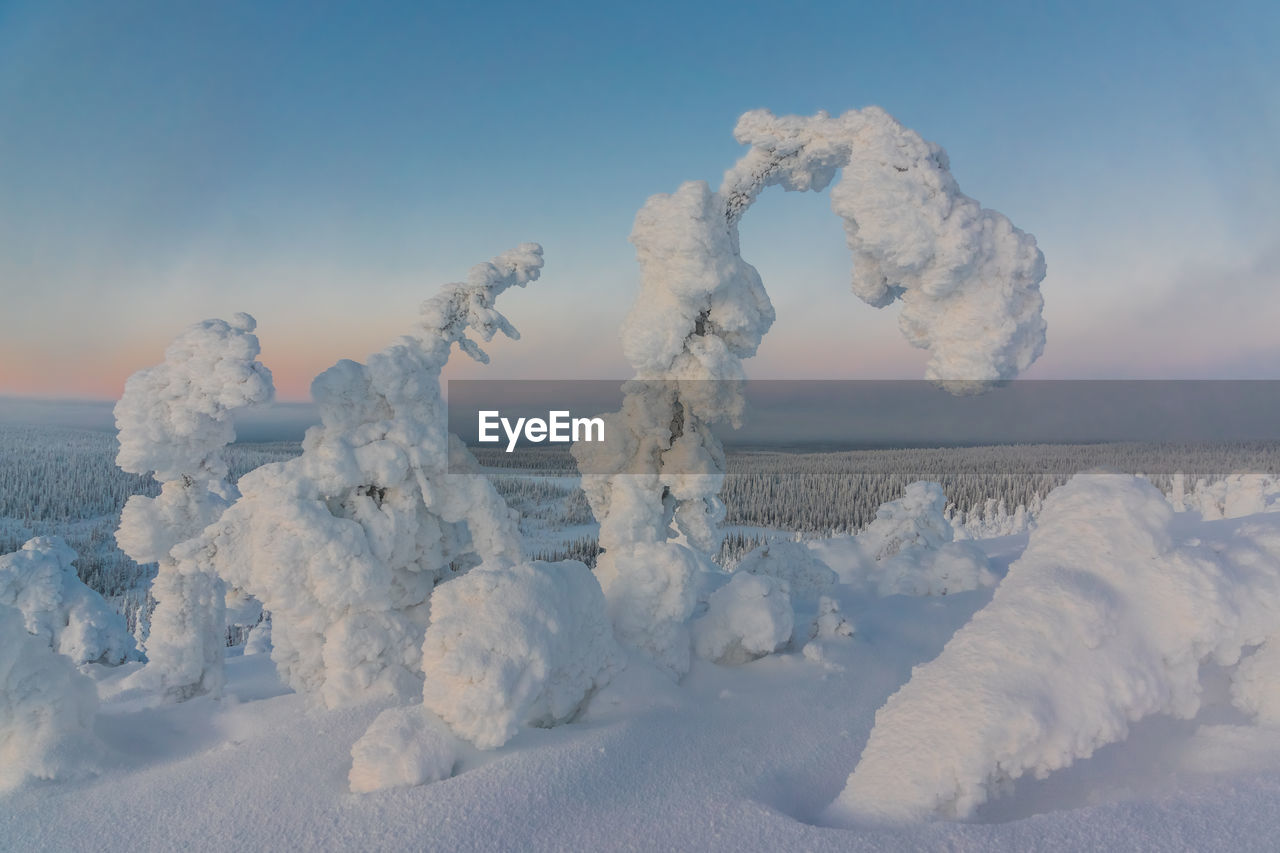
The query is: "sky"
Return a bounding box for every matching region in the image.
[0,0,1277,401]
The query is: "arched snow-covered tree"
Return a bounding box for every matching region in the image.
[575,108,1047,676]
[115,313,274,700]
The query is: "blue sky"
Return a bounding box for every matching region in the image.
[1,0,1276,398]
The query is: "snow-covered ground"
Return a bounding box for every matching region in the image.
[8,512,1280,852]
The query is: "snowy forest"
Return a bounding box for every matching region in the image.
[5,103,1280,852]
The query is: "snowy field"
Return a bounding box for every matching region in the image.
[9,508,1280,851]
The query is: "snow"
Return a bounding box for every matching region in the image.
[192,246,540,710]
[827,474,1280,825]
[0,602,100,794]
[0,536,137,666]
[114,313,273,700]
[11,515,1280,851]
[421,559,622,750]
[693,572,794,665]
[579,107,1044,674]
[733,539,837,602]
[348,706,461,793]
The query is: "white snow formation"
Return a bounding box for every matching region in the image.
[576,108,1045,676]
[733,539,837,603]
[693,572,794,666]
[0,536,138,665]
[827,473,1280,824]
[0,602,100,793]
[348,706,460,793]
[115,313,273,701]
[421,559,622,749]
[193,246,543,710]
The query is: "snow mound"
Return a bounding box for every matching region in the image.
[243,619,272,656]
[0,603,100,793]
[348,706,460,793]
[693,572,794,666]
[0,536,137,665]
[733,539,836,602]
[421,560,622,750]
[876,539,996,597]
[827,474,1280,824]
[596,541,704,679]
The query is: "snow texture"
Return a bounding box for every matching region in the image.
[0,536,137,665]
[196,246,540,709]
[114,313,273,701]
[828,474,1280,824]
[0,602,100,793]
[421,560,621,749]
[693,572,794,666]
[348,706,460,793]
[733,539,837,602]
[577,108,1043,675]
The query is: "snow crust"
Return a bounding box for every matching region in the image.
[828,474,1280,824]
[0,536,137,665]
[0,602,100,793]
[421,560,621,749]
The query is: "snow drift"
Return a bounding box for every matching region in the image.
[0,602,100,793]
[827,473,1280,824]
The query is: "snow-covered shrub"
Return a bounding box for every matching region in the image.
[826,474,1280,825]
[196,246,541,709]
[858,481,952,561]
[808,595,854,641]
[0,536,137,665]
[876,540,996,597]
[693,572,794,666]
[115,313,273,700]
[0,603,100,793]
[1180,472,1279,520]
[420,560,621,750]
[243,619,271,656]
[348,706,460,793]
[733,539,836,602]
[1232,637,1280,724]
[576,109,1045,676]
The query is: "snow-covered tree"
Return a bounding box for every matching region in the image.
[115,313,274,700]
[192,246,541,709]
[575,108,1046,676]
[419,559,621,749]
[0,536,138,665]
[825,474,1280,824]
[0,602,100,793]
